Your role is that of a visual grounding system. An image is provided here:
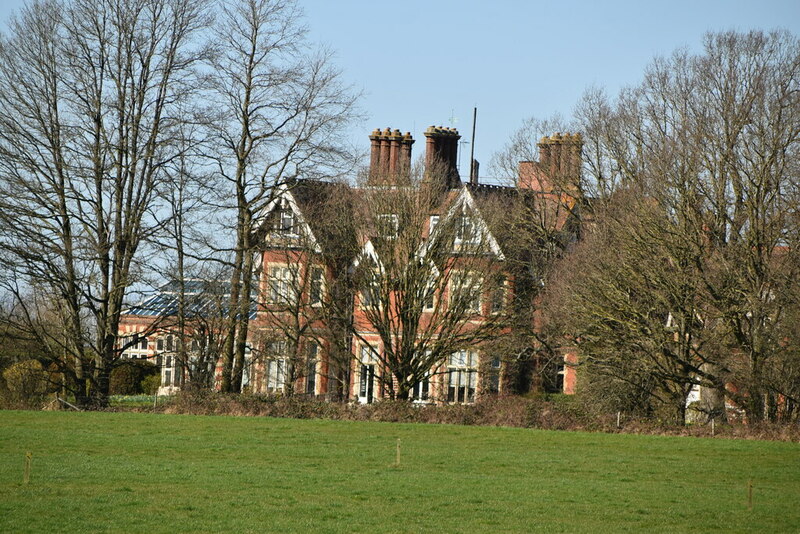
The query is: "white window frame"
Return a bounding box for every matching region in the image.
[490,275,507,314]
[120,334,149,359]
[268,264,297,305]
[448,350,478,403]
[423,286,436,311]
[423,274,437,311]
[306,341,319,395]
[239,344,254,391]
[451,272,482,313]
[161,353,181,388]
[309,266,325,307]
[357,345,378,404]
[454,212,480,246]
[412,372,431,403]
[273,199,297,237]
[266,359,286,392]
[265,339,288,393]
[360,271,380,308]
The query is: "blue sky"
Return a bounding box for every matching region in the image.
[2,0,799,179]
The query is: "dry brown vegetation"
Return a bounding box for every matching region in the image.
[130,391,800,442]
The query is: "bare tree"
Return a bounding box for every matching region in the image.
[550,30,800,422]
[343,163,525,402]
[149,119,220,389]
[203,0,358,393]
[145,276,232,390]
[489,123,588,394]
[252,178,358,398]
[544,191,724,423]
[488,114,572,186]
[0,0,210,407]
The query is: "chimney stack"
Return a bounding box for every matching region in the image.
[368,127,414,185]
[519,132,583,191]
[470,159,479,185]
[424,126,461,189]
[538,132,582,186]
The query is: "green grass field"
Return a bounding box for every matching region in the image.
[0,411,798,533]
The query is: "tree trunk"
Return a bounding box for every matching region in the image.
[231,224,255,393]
[220,229,244,393]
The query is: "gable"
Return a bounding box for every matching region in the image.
[351,239,383,274]
[431,187,505,260]
[255,183,322,253]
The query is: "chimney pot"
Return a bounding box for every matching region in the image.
[424,125,460,188]
[368,127,414,185]
[530,131,583,192]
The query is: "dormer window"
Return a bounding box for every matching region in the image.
[280,210,294,232]
[355,254,381,309]
[423,277,436,311]
[359,265,380,308]
[273,200,296,235]
[455,214,479,245]
[361,278,380,308]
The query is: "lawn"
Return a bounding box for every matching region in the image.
[0,411,798,533]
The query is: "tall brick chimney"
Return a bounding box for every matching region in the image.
[519,132,583,191]
[368,128,414,185]
[424,126,461,189]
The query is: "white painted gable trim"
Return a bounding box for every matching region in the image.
[255,183,322,254]
[351,239,383,272]
[431,187,505,260]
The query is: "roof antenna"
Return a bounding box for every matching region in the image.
[469,107,478,185]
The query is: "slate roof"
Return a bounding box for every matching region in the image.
[289,178,358,265]
[262,177,582,272]
[464,181,582,257]
[258,178,359,271]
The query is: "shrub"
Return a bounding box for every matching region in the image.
[1,359,49,409]
[110,360,158,395]
[141,374,161,395]
[136,390,800,442]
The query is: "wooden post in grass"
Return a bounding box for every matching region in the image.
[616,411,621,429]
[711,418,715,437]
[747,479,753,510]
[23,452,32,484]
[395,439,401,467]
